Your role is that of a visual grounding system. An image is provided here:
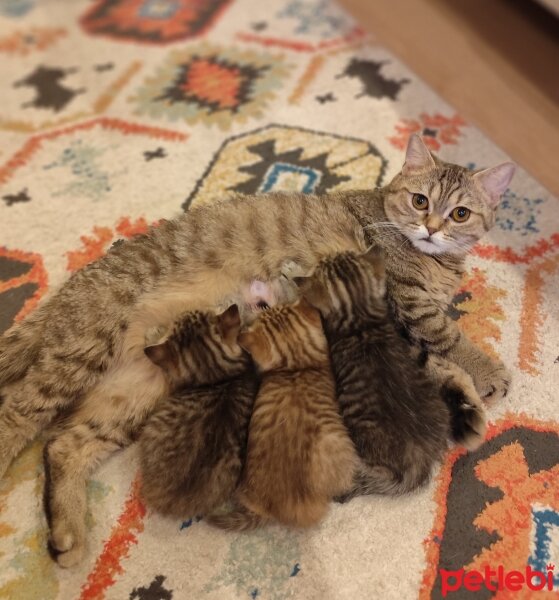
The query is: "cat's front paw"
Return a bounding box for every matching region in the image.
[443,384,487,451]
[48,520,85,568]
[473,358,511,402]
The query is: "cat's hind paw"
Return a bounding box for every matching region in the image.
[48,521,86,568]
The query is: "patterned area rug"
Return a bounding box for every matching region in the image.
[0,1,558,599]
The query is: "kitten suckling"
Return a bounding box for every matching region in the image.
[296,249,486,501]
[138,305,257,518]
[208,300,358,531]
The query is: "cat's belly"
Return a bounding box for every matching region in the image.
[119,237,364,364]
[101,216,367,413]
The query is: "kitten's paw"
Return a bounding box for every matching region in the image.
[280,260,308,280]
[443,385,487,451]
[49,522,85,568]
[473,359,511,403]
[144,324,168,346]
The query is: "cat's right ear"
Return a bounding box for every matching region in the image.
[144,341,172,369]
[402,134,436,175]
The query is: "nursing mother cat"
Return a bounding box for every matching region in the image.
[0,134,515,566]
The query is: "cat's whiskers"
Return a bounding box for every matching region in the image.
[364,221,402,232]
[364,223,407,247]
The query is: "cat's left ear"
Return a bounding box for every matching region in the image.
[217,304,241,345]
[473,162,516,209]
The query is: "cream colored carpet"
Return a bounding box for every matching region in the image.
[0,0,557,598]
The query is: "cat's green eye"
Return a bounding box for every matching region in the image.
[412,193,429,210]
[451,206,471,223]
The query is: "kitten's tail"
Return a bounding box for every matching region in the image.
[337,460,432,503]
[275,497,329,528]
[206,505,268,532]
[0,313,44,389]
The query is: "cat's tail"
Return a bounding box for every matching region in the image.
[336,459,432,503]
[0,312,44,389]
[206,505,268,532]
[207,499,327,531]
[274,496,329,529]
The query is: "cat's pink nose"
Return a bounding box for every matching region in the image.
[426,226,438,236]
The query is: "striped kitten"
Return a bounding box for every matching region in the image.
[138,304,257,520]
[209,300,358,531]
[138,277,295,520]
[295,249,486,500]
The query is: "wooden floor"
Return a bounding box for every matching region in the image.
[339,0,559,196]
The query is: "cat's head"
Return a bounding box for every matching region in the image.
[384,134,515,256]
[237,300,327,372]
[293,248,386,326]
[144,304,247,387]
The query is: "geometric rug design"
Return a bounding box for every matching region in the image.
[81,0,234,45]
[422,416,559,599]
[185,123,387,208]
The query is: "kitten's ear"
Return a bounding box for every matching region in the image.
[292,275,311,292]
[473,162,516,208]
[362,246,386,280]
[237,329,255,354]
[144,341,172,369]
[217,304,241,344]
[402,134,436,175]
[293,274,323,306]
[296,297,322,326]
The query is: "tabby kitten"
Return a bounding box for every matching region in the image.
[138,304,257,519]
[209,301,358,531]
[295,249,487,500]
[0,134,514,565]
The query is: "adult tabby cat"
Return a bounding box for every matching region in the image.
[209,300,357,531]
[294,249,486,501]
[0,135,514,566]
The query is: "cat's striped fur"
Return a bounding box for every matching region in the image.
[138,305,257,520]
[296,250,486,501]
[0,135,513,565]
[43,305,256,566]
[208,301,357,531]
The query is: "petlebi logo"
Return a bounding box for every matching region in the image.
[441,564,555,596]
